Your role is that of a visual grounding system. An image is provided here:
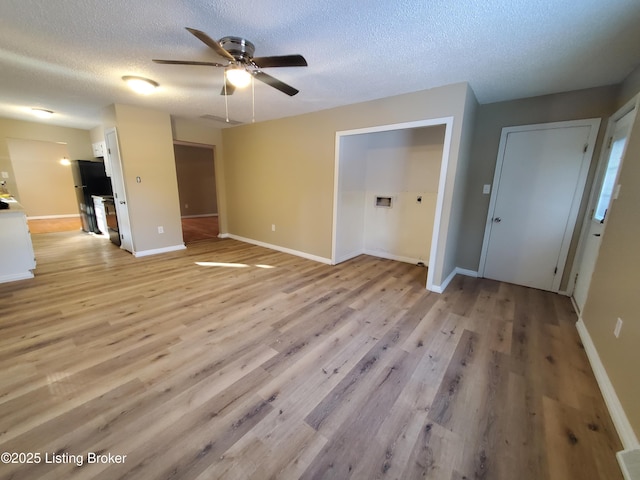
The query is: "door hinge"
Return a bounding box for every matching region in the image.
[554,266,558,275]
[607,136,613,149]
[583,144,588,153]
[108,148,111,154]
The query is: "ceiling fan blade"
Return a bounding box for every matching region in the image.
[153,59,225,67]
[253,71,299,96]
[185,27,235,62]
[220,78,236,96]
[251,55,308,68]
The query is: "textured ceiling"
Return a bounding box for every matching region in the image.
[1,0,640,129]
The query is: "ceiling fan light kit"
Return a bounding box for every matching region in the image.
[225,66,252,88]
[153,27,308,98]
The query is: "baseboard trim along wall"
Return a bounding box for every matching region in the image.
[133,244,186,258]
[362,249,427,266]
[26,214,80,220]
[0,271,34,284]
[617,448,640,480]
[224,234,332,265]
[431,267,478,293]
[181,213,218,218]
[576,318,640,451]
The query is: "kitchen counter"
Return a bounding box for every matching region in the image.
[0,198,36,283]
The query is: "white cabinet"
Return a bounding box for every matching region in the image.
[92,141,111,177]
[92,141,106,157]
[0,205,36,283]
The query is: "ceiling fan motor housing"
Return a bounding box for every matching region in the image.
[219,36,255,63]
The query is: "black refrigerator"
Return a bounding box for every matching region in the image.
[71,160,113,234]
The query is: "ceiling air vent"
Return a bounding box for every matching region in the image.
[200,114,243,125]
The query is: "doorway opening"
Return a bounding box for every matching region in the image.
[571,96,638,312]
[173,142,220,243]
[332,117,454,291]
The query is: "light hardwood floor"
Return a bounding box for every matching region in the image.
[0,232,623,479]
[181,216,219,244]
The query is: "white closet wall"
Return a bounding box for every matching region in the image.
[335,125,445,265]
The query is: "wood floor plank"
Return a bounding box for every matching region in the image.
[0,231,624,480]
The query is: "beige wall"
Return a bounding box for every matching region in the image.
[221,83,473,286]
[6,139,77,216]
[618,63,640,107]
[174,144,217,216]
[582,80,640,442]
[107,104,183,253]
[458,85,619,289]
[0,117,92,211]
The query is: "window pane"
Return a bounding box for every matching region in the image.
[594,137,625,222]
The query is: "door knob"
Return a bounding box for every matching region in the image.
[119,200,126,205]
[493,217,502,223]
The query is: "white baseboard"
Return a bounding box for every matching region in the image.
[335,250,362,264]
[430,267,478,293]
[618,448,640,480]
[576,318,639,451]
[225,234,332,265]
[0,271,34,284]
[362,249,427,266]
[27,214,79,220]
[133,244,186,258]
[181,213,218,218]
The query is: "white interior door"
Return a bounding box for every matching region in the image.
[104,128,134,253]
[480,120,600,292]
[573,109,635,311]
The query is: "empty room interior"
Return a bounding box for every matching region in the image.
[1,1,640,479]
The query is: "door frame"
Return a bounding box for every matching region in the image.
[332,116,454,292]
[104,127,134,253]
[568,94,640,304]
[478,118,601,292]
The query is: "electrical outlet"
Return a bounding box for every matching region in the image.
[158,226,164,234]
[614,317,623,338]
[185,203,189,209]
[271,224,276,232]
[1,171,8,179]
[483,184,491,194]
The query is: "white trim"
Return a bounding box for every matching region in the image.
[181,213,218,218]
[617,448,640,480]
[226,234,332,265]
[133,244,186,258]
[27,214,79,220]
[335,250,363,264]
[478,118,601,292]
[568,93,639,299]
[362,249,426,266]
[576,318,640,451]
[0,271,34,284]
[332,116,455,294]
[427,119,455,292]
[217,233,229,239]
[430,267,478,293]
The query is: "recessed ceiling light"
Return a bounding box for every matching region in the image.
[122,76,159,95]
[31,108,54,119]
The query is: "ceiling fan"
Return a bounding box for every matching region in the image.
[153,27,307,96]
